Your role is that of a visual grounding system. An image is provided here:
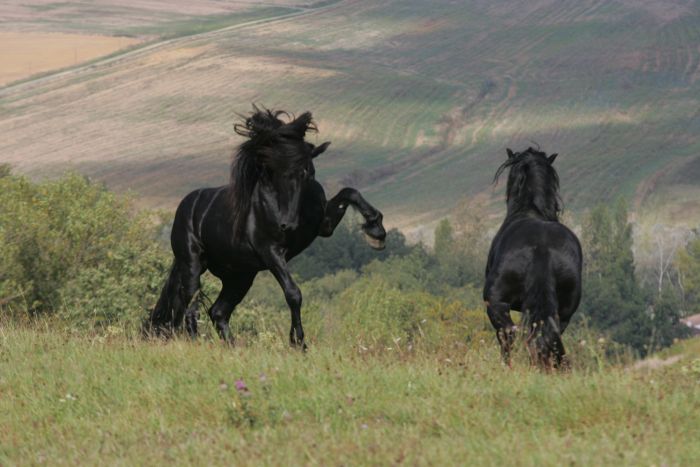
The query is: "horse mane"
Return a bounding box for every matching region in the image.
[228,105,317,241]
[493,147,562,221]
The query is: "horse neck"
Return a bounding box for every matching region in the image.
[505,194,559,222]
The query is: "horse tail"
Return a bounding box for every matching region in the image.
[524,247,564,365]
[143,262,181,337]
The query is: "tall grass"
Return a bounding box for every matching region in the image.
[1,323,698,465]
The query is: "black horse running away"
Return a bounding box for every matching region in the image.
[146,107,386,348]
[484,147,582,368]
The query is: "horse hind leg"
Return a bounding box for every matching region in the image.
[526,314,567,370]
[184,289,201,339]
[550,333,567,370]
[175,260,203,338]
[486,301,517,364]
[146,262,185,338]
[551,317,570,370]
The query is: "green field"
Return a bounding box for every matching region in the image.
[2,0,700,229]
[1,326,699,465]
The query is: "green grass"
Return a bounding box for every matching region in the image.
[1,326,699,465]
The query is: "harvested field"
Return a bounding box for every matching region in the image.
[0,32,141,86]
[1,0,700,228]
[0,1,305,36]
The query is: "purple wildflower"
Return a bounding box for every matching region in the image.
[235,379,248,391]
[235,379,249,394]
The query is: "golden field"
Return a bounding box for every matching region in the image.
[0,32,141,86]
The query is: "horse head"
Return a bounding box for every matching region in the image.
[231,107,331,237]
[495,147,561,221]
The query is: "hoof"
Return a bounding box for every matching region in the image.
[363,233,386,250]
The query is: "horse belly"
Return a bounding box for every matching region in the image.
[206,249,265,279]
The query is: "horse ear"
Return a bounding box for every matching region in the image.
[548,153,558,164]
[285,111,314,138]
[312,141,331,158]
[506,148,515,159]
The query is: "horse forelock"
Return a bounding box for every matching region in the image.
[228,107,317,240]
[495,147,561,221]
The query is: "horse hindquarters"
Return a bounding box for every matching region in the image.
[146,191,206,338]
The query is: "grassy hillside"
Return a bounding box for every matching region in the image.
[1,326,699,465]
[1,0,700,229]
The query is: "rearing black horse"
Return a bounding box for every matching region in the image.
[146,107,386,348]
[484,147,582,368]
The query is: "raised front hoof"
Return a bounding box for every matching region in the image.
[362,214,386,250]
[362,224,386,250]
[363,232,386,250]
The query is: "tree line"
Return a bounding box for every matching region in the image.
[0,167,695,355]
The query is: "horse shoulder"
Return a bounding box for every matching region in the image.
[300,180,327,222]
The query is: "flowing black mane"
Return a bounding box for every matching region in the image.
[228,106,317,240]
[494,147,561,221]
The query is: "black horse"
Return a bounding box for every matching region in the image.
[146,107,386,348]
[484,147,582,368]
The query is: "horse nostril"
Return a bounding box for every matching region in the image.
[280,223,288,231]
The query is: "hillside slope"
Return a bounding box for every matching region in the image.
[1,0,699,228]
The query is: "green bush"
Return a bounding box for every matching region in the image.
[56,242,169,331]
[0,173,169,330]
[323,276,490,350]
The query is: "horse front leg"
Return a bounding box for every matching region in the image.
[319,187,386,249]
[264,248,306,350]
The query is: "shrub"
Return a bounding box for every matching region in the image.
[0,173,168,330]
[322,276,490,350]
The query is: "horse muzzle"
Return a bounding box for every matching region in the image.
[279,222,298,233]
